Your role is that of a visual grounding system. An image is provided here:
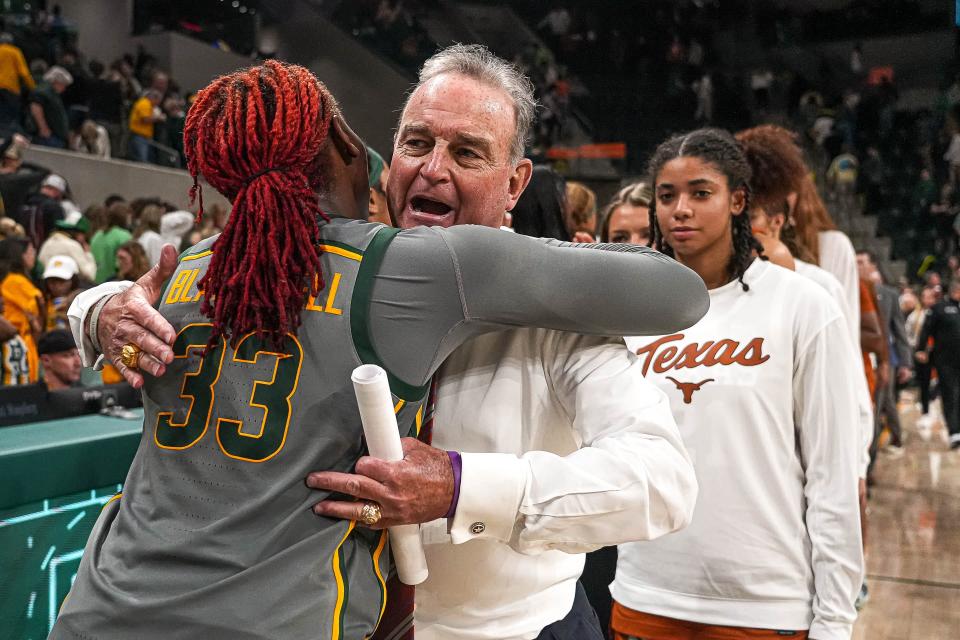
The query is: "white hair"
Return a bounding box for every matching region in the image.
[43,65,73,86]
[406,43,536,163]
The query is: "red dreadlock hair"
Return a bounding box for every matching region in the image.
[183,60,337,349]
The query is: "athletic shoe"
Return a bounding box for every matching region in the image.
[882,444,905,458]
[855,582,869,610]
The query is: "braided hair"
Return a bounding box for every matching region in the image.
[183,60,337,349]
[646,128,765,291]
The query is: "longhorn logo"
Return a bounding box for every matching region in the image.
[665,376,715,404]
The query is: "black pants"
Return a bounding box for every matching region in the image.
[536,582,605,640]
[916,361,934,414]
[581,547,617,638]
[0,89,20,130]
[936,362,960,443]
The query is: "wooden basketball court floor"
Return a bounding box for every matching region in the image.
[852,392,960,639]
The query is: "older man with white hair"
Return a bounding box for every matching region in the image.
[68,45,701,640]
[28,65,72,148]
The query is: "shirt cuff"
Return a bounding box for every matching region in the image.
[67,281,134,368]
[448,452,527,545]
[808,619,854,640]
[444,450,462,518]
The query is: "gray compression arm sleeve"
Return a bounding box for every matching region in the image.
[368,225,709,387]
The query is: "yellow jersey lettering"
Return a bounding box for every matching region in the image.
[324,273,343,315]
[178,269,201,303]
[305,272,344,315]
[165,270,192,305]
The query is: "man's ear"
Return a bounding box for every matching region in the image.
[330,115,362,164]
[505,158,533,212]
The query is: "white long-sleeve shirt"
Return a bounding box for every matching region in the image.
[419,328,696,640]
[796,259,874,477]
[817,230,860,334]
[614,260,863,640]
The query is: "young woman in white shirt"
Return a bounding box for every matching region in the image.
[611,128,864,640]
[739,132,880,609]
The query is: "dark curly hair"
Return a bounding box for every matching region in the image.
[647,128,765,291]
[734,124,808,214]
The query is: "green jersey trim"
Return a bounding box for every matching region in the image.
[350,226,430,401]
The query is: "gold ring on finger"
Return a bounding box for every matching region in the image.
[120,343,143,370]
[358,502,382,526]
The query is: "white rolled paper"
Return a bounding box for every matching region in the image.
[352,364,429,585]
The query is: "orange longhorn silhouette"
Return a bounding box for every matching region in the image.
[665,376,715,404]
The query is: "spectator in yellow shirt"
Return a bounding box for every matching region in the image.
[0,236,43,382]
[127,89,164,163]
[0,33,34,133]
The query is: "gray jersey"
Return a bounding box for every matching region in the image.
[52,219,707,640]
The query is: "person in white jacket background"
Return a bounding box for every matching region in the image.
[611,128,863,640]
[133,203,194,266]
[37,209,96,281]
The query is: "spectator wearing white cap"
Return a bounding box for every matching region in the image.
[28,65,72,148]
[17,172,66,248]
[42,254,81,331]
[38,329,81,391]
[38,207,95,281]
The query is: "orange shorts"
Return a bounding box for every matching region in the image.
[610,601,809,640]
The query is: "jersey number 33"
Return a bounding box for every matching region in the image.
[154,323,304,463]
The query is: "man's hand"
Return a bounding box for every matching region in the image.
[572,231,594,243]
[878,361,890,387]
[25,311,42,336]
[96,244,179,388]
[307,437,454,529]
[897,366,912,385]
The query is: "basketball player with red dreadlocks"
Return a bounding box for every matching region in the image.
[53,61,707,639]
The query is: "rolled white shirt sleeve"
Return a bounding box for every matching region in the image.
[68,281,134,368]
[794,315,864,640]
[449,335,698,554]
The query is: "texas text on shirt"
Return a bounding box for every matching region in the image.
[614,260,864,640]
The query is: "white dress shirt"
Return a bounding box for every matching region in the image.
[419,328,696,640]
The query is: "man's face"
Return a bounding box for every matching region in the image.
[41,348,81,387]
[41,185,63,201]
[388,73,532,229]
